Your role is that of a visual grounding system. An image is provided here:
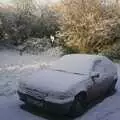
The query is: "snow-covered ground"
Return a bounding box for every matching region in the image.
[0,50,59,96]
[0,50,120,120]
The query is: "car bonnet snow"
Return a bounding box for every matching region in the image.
[20,69,89,93]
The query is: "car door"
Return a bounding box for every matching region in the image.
[92,60,108,96]
[97,58,117,93]
[91,58,115,97]
[87,59,107,101]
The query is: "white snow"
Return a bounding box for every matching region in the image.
[51,54,110,74]
[0,50,59,96]
[19,69,88,93]
[0,50,120,120]
[0,95,46,120]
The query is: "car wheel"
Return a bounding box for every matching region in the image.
[107,78,117,95]
[68,92,87,117]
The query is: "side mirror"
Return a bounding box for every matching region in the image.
[90,72,100,79]
[90,72,100,84]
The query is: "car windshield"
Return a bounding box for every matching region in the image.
[50,54,94,74]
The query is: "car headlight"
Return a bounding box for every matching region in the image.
[58,95,73,100]
[52,92,73,100]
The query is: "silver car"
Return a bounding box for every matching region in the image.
[17,54,118,116]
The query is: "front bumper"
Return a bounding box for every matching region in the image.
[17,91,74,114]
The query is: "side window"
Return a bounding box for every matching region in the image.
[92,60,105,74]
[101,59,116,75]
[92,58,115,75]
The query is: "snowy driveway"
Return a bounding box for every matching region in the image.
[0,50,120,120]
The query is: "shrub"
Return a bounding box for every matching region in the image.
[30,6,59,38]
[57,0,120,54]
[0,0,59,48]
[101,41,120,60]
[21,37,52,54]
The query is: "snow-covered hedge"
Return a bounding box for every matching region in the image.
[0,1,59,48]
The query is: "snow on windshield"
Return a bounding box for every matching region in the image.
[51,54,99,74]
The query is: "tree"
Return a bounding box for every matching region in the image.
[57,0,120,54]
[0,0,59,47]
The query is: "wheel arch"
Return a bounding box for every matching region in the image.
[75,91,87,101]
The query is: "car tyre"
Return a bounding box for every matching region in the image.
[107,79,117,95]
[68,92,86,117]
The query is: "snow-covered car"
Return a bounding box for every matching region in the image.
[17,54,118,116]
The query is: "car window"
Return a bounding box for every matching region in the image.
[92,58,115,75]
[92,59,105,74]
[101,58,116,75]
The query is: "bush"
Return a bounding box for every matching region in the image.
[0,0,59,49]
[30,6,59,38]
[22,37,52,54]
[0,10,33,46]
[101,41,120,60]
[13,0,59,43]
[57,0,120,54]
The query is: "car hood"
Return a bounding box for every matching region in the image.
[20,69,89,93]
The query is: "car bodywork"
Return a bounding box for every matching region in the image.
[18,54,118,114]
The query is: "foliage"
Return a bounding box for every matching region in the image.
[57,0,120,55]
[0,0,59,48]
[30,6,59,38]
[101,41,120,60]
[22,37,52,54]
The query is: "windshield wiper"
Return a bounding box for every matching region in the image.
[49,68,88,76]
